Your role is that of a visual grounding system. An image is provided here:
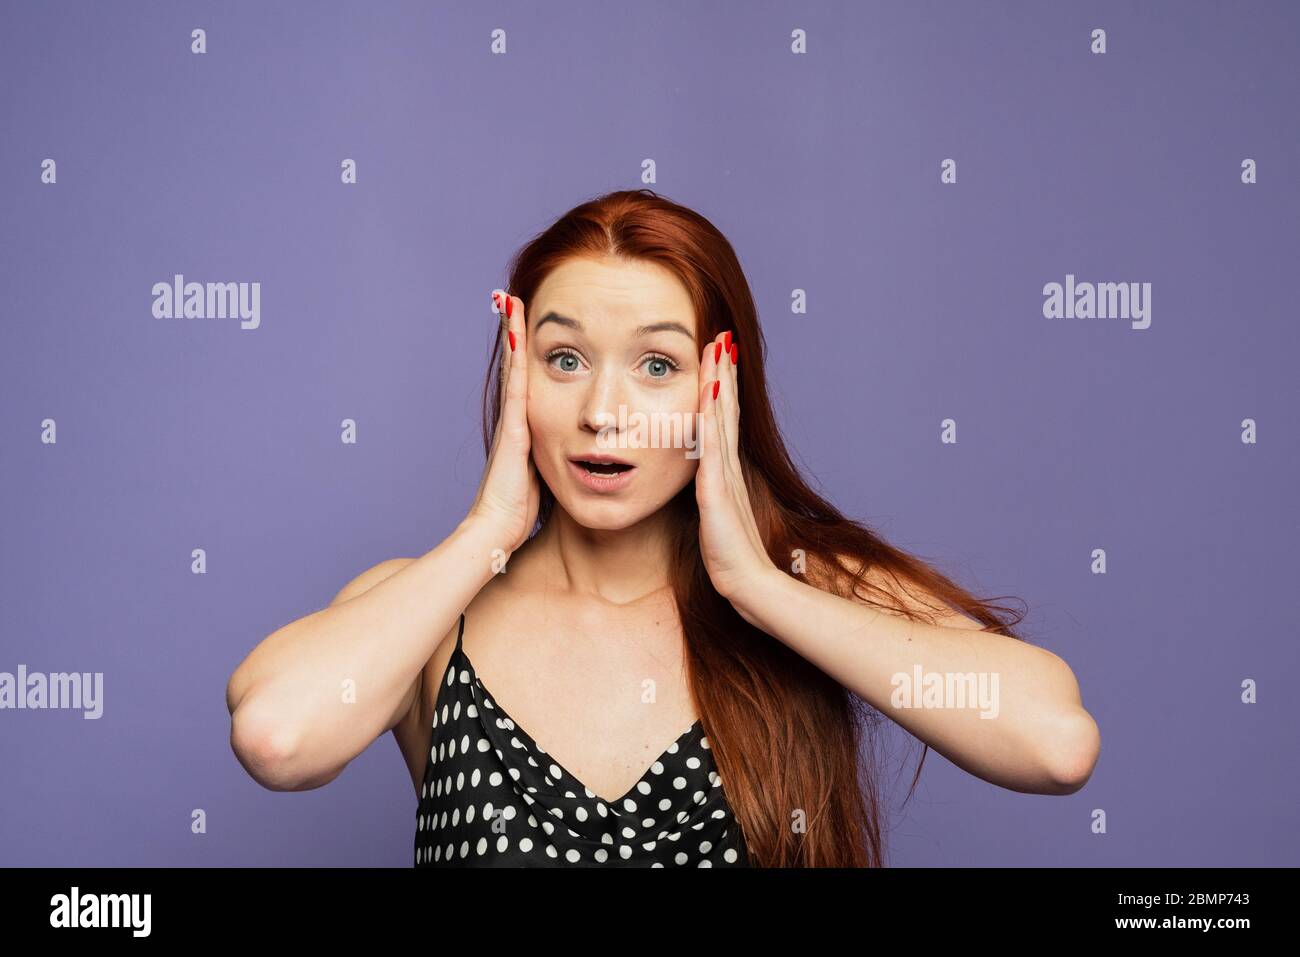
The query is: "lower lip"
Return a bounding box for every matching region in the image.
[568,460,637,493]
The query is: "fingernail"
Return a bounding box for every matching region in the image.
[712,380,720,400]
[492,291,502,314]
[714,342,722,363]
[505,295,513,319]
[723,330,732,351]
[508,330,516,351]
[730,343,738,365]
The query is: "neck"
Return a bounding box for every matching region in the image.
[527,501,679,606]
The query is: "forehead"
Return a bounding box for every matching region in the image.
[532,256,697,338]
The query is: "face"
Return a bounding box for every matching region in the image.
[526,256,703,530]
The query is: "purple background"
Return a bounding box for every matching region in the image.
[2,0,1296,866]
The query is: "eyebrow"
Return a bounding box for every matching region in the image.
[534,311,695,341]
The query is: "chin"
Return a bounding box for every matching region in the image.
[550,490,654,530]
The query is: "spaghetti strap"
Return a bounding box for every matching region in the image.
[455,612,465,653]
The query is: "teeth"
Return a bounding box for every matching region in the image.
[580,461,629,474]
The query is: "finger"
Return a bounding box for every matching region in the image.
[720,334,740,468]
[499,292,528,440]
[699,329,728,381]
[696,373,720,487]
[705,329,736,468]
[698,328,726,416]
[489,290,512,448]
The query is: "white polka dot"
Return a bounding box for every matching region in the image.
[413,660,746,869]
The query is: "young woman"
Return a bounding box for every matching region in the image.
[226,189,1100,867]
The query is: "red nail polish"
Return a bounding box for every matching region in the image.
[508,330,516,351]
[505,296,513,319]
[722,330,732,352]
[712,380,720,400]
[714,342,722,363]
[730,343,738,365]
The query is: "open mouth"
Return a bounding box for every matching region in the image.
[572,459,635,476]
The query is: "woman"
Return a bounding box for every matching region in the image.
[225,189,1100,867]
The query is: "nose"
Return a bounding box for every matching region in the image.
[579,363,628,436]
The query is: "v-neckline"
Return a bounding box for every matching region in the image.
[461,645,703,809]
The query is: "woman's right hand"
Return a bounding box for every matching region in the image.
[466,291,541,554]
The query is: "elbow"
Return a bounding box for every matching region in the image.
[1041,709,1101,795]
[229,701,313,792]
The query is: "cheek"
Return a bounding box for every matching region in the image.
[642,380,701,416]
[525,382,567,446]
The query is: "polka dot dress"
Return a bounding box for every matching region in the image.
[415,613,751,867]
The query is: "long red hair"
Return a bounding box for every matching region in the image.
[481,189,1027,866]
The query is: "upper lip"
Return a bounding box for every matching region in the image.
[569,452,635,467]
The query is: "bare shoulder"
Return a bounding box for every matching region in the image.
[329,557,418,607]
[812,551,986,631]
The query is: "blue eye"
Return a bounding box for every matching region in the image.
[643,354,679,378]
[545,348,582,373]
[542,349,680,379]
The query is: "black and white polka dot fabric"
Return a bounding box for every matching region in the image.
[415,613,751,867]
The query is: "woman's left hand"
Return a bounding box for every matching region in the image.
[695,329,777,610]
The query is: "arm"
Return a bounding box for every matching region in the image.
[729,564,1101,796]
[693,331,1099,797]
[225,518,505,792]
